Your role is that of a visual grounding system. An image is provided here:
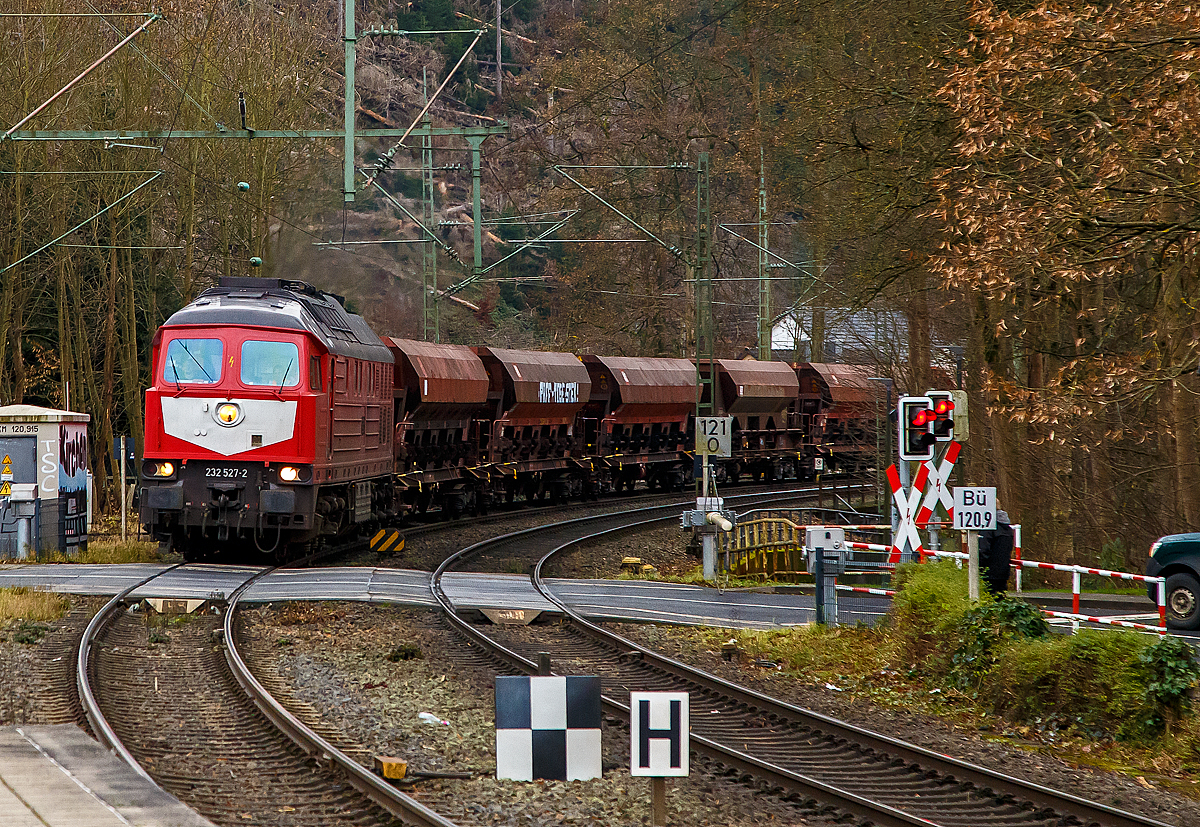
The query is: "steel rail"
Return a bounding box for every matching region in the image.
[77,553,459,826]
[527,516,1174,827]
[76,562,187,786]
[428,485,936,827]
[222,557,460,827]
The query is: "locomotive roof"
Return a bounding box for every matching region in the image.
[161,278,392,362]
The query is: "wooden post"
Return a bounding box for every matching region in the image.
[651,777,667,825]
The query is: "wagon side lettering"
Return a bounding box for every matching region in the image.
[538,381,578,404]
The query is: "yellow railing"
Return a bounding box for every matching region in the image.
[718,517,807,581]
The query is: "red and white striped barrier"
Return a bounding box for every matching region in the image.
[1012,559,1167,629]
[845,540,891,553]
[1043,610,1167,636]
[835,584,895,597]
[916,548,1167,631]
[798,516,1170,634]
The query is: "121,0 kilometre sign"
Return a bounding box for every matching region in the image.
[695,417,733,458]
[953,487,996,531]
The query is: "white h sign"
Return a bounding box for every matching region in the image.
[953,487,996,531]
[629,692,689,776]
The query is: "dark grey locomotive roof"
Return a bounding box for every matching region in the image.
[161,277,393,362]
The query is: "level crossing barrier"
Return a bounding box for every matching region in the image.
[918,547,1167,635]
[721,510,1166,634]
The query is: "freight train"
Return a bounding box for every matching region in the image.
[139,278,877,559]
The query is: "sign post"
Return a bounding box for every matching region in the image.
[953,487,996,602]
[693,417,732,581]
[630,691,689,826]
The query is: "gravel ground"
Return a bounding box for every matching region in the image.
[241,602,852,826]
[0,620,48,725]
[3,497,1197,826]
[0,599,105,727]
[607,622,1200,826]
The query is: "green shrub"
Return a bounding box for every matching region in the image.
[890,560,976,671]
[12,621,49,645]
[1139,635,1200,733]
[949,598,1050,690]
[985,630,1152,738]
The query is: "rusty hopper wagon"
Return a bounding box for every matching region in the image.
[582,355,696,493]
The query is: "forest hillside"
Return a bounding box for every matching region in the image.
[3,0,1199,569]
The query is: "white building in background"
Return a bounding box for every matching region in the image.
[769,308,907,364]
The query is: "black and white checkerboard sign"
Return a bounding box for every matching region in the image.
[495,675,602,781]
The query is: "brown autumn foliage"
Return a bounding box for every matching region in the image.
[932,0,1200,557]
[5,0,1199,570]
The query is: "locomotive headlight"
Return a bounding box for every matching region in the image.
[215,402,241,426]
[278,466,300,483]
[144,461,175,478]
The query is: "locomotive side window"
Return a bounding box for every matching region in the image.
[241,341,301,387]
[309,355,323,391]
[163,338,222,384]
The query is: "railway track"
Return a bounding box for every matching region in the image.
[430,482,1174,827]
[11,479,860,826]
[353,477,864,569]
[75,564,458,826]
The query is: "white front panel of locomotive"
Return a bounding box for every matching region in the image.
[160,397,297,456]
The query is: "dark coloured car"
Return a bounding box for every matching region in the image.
[1146,532,1200,630]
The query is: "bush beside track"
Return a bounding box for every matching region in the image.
[699,560,1200,788]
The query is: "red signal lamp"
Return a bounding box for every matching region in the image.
[911,410,932,427]
[933,399,954,416]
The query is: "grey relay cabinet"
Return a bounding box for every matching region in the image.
[0,405,90,558]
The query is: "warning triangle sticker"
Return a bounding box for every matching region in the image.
[0,482,10,496]
[1,455,9,464]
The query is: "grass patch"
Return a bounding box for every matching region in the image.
[0,586,69,622]
[702,623,898,684]
[12,622,49,644]
[619,565,806,590]
[59,539,160,564]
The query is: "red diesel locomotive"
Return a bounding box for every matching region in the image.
[140,278,875,559]
[140,278,396,556]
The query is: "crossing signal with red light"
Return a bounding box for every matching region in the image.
[927,390,955,442]
[898,395,935,461]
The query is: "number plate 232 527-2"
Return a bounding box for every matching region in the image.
[204,466,249,480]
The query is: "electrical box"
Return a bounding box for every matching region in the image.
[0,405,91,558]
[805,526,844,551]
[805,526,846,577]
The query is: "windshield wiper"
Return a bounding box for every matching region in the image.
[179,342,214,383]
[278,358,294,392]
[168,356,184,393]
